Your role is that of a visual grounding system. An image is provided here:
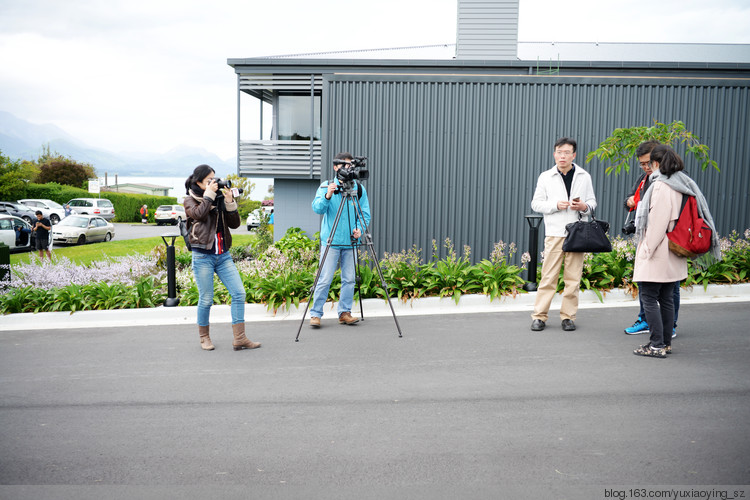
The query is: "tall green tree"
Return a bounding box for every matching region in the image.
[225,173,258,218]
[586,120,719,175]
[37,158,96,188]
[0,151,27,200]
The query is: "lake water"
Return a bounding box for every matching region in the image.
[97,176,272,203]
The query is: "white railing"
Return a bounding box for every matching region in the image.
[239,140,321,178]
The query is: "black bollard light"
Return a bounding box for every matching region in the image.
[161,234,180,307]
[523,214,544,292]
[0,242,10,285]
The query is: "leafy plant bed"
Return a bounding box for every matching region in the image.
[1,228,748,315]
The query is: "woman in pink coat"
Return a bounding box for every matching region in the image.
[632,146,689,358]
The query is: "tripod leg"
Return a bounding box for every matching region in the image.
[352,242,366,321]
[295,195,349,342]
[351,197,404,338]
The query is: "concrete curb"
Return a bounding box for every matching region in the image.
[2,283,749,332]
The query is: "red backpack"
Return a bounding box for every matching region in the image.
[667,194,712,259]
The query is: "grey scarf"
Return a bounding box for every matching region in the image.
[635,170,721,261]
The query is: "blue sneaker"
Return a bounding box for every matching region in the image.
[624,318,650,335]
[672,328,676,338]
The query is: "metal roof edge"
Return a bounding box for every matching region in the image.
[227,57,750,72]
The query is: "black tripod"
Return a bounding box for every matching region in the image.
[295,182,403,341]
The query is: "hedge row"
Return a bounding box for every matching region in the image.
[10,183,177,223]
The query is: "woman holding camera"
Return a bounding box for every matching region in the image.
[183,164,260,351]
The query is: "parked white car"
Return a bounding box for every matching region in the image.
[0,215,45,252]
[51,215,115,245]
[246,207,273,231]
[154,205,186,225]
[17,199,66,225]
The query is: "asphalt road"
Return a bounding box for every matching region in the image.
[111,222,183,241]
[1,303,749,499]
[111,222,254,242]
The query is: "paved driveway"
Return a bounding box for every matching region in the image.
[111,222,181,241]
[0,303,748,499]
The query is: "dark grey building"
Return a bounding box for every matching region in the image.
[228,3,750,263]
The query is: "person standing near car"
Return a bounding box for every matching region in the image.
[140,204,149,224]
[32,211,52,260]
[183,164,261,352]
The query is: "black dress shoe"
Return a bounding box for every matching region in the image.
[562,319,576,331]
[531,319,546,331]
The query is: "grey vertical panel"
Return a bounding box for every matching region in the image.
[456,0,519,60]
[323,75,750,265]
[274,179,321,242]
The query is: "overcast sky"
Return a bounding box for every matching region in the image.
[1,0,749,161]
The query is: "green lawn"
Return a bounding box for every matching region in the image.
[10,234,257,266]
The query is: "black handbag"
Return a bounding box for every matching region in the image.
[562,209,612,253]
[178,219,192,251]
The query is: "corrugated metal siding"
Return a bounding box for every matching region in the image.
[456,0,519,60]
[321,74,750,263]
[273,178,322,242]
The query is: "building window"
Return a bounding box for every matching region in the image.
[277,94,321,141]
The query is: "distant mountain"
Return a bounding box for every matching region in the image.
[0,111,236,176]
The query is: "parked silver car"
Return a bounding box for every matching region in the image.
[51,215,115,245]
[17,199,65,224]
[65,198,116,221]
[0,201,36,223]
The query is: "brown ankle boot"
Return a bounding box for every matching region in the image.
[199,325,214,350]
[232,323,261,351]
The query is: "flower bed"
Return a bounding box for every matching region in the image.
[1,228,748,315]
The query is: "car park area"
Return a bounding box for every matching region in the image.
[51,215,115,245]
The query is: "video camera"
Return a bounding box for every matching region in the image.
[333,157,368,194]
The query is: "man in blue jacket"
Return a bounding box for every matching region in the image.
[309,152,371,328]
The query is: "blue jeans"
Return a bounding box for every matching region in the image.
[192,251,246,326]
[638,281,680,328]
[310,245,355,319]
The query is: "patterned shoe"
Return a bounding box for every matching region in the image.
[633,343,667,358]
[665,345,672,355]
[624,318,650,335]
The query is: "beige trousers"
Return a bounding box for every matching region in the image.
[532,236,584,322]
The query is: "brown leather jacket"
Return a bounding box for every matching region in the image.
[183,189,241,251]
